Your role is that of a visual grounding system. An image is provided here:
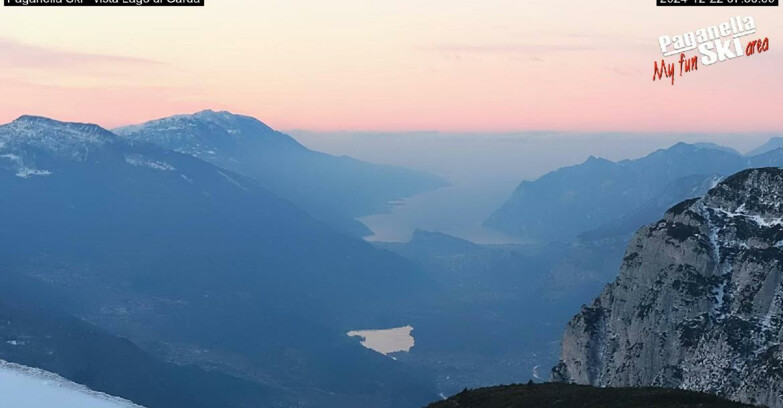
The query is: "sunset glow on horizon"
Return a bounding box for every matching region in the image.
[1,0,781,133]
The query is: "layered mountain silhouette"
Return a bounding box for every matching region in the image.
[114,110,448,236]
[579,173,724,241]
[748,136,783,157]
[0,116,436,408]
[485,142,783,242]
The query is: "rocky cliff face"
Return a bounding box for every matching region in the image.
[552,168,783,408]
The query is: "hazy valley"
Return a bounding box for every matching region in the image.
[1,112,782,407]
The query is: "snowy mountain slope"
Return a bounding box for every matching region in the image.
[114,110,448,237]
[0,115,114,154]
[0,116,115,178]
[0,360,144,408]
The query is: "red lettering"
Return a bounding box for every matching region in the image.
[678,53,698,76]
[746,40,757,56]
[653,59,676,85]
[746,37,770,57]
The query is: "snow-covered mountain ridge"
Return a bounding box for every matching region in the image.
[114,110,448,237]
[114,109,301,160]
[0,116,121,178]
[0,116,115,156]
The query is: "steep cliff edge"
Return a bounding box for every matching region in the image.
[553,168,783,408]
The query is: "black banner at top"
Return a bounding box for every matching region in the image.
[5,0,203,6]
[658,0,777,5]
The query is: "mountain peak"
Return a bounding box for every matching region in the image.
[700,167,783,220]
[660,142,741,156]
[114,110,297,156]
[663,168,783,234]
[193,109,231,117]
[13,114,56,124]
[666,141,704,154]
[1,116,116,150]
[190,109,275,131]
[717,166,783,189]
[573,155,615,169]
[692,142,741,155]
[583,155,611,165]
[0,116,118,176]
[748,136,783,157]
[9,115,112,133]
[191,109,238,121]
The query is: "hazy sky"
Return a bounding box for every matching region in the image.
[0,1,781,132]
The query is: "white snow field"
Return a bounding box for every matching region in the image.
[0,360,145,408]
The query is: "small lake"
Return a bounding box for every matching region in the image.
[347,326,415,355]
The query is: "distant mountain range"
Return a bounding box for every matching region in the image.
[748,137,783,156]
[553,168,783,408]
[485,141,783,242]
[578,173,724,241]
[0,115,436,408]
[115,110,448,236]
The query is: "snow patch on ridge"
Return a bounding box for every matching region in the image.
[124,154,175,171]
[712,206,783,228]
[0,153,52,178]
[0,116,114,162]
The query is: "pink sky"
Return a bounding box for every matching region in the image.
[0,1,781,132]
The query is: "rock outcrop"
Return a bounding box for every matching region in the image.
[553,168,783,408]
